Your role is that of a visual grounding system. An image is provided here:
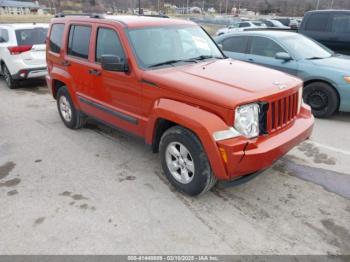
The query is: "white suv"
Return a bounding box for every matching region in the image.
[0,23,48,89]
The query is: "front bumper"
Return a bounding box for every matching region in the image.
[216,105,314,180]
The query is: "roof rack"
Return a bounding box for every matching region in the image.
[140,14,169,18]
[54,13,105,19]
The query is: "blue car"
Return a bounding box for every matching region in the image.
[215,31,350,118]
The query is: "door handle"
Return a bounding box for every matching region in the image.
[61,60,71,67]
[88,69,101,76]
[248,58,254,62]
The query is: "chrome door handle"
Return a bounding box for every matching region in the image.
[89,69,101,76]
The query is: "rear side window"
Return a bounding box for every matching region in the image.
[68,25,91,59]
[250,36,285,58]
[15,28,48,46]
[305,13,330,31]
[95,28,125,62]
[331,14,350,33]
[0,29,9,43]
[222,36,249,53]
[239,23,250,28]
[49,24,64,53]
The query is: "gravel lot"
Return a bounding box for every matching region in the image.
[0,80,349,255]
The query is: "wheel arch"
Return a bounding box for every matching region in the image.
[146,98,231,180]
[304,79,341,111]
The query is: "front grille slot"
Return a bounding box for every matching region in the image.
[267,92,299,133]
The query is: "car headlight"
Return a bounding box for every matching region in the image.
[234,103,260,139]
[344,76,350,84]
[297,87,303,114]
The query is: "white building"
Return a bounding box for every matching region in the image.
[0,0,42,15]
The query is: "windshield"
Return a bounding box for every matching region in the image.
[15,28,48,46]
[128,25,224,69]
[282,35,333,60]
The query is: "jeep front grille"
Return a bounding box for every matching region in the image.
[267,92,299,133]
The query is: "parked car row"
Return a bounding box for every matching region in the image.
[0,12,348,196]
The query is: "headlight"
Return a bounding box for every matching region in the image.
[234,103,259,139]
[297,87,303,114]
[344,76,350,84]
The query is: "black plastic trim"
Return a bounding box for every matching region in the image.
[78,96,138,125]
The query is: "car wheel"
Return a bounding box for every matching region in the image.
[159,126,217,196]
[57,86,86,129]
[303,82,339,118]
[2,64,17,89]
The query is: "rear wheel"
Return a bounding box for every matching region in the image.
[2,64,17,89]
[303,82,339,118]
[57,86,86,129]
[160,126,217,196]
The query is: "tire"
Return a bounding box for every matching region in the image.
[159,126,217,196]
[303,82,339,118]
[2,64,17,89]
[57,86,86,129]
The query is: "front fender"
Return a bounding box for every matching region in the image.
[146,99,232,180]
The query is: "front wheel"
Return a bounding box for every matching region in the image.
[57,86,86,129]
[303,82,339,118]
[159,126,217,196]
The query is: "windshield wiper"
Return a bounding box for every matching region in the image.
[189,55,224,61]
[148,59,197,68]
[306,56,327,60]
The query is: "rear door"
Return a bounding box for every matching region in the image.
[247,36,298,76]
[328,13,350,55]
[64,24,94,100]
[15,26,48,67]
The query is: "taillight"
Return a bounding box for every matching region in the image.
[8,45,32,55]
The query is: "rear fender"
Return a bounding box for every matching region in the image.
[146,99,232,180]
[49,67,80,110]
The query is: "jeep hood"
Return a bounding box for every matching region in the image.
[143,59,302,109]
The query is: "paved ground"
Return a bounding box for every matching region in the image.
[0,81,349,255]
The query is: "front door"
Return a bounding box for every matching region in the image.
[247,36,299,76]
[88,25,142,136]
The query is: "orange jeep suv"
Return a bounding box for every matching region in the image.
[46,14,314,196]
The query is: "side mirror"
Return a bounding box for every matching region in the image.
[101,55,128,72]
[275,52,292,61]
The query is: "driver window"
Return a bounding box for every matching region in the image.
[250,36,285,58]
[95,28,125,63]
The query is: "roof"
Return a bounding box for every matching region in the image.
[0,0,40,8]
[0,23,48,29]
[306,9,350,14]
[53,15,196,28]
[215,30,300,41]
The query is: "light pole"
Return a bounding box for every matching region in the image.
[316,0,320,10]
[330,0,334,8]
[187,0,189,14]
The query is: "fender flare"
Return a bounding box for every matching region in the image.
[146,98,230,180]
[50,67,81,110]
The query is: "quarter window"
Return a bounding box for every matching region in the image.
[331,14,350,33]
[305,13,330,31]
[0,29,8,43]
[68,25,91,59]
[49,24,64,53]
[250,36,285,58]
[222,36,249,53]
[95,28,125,63]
